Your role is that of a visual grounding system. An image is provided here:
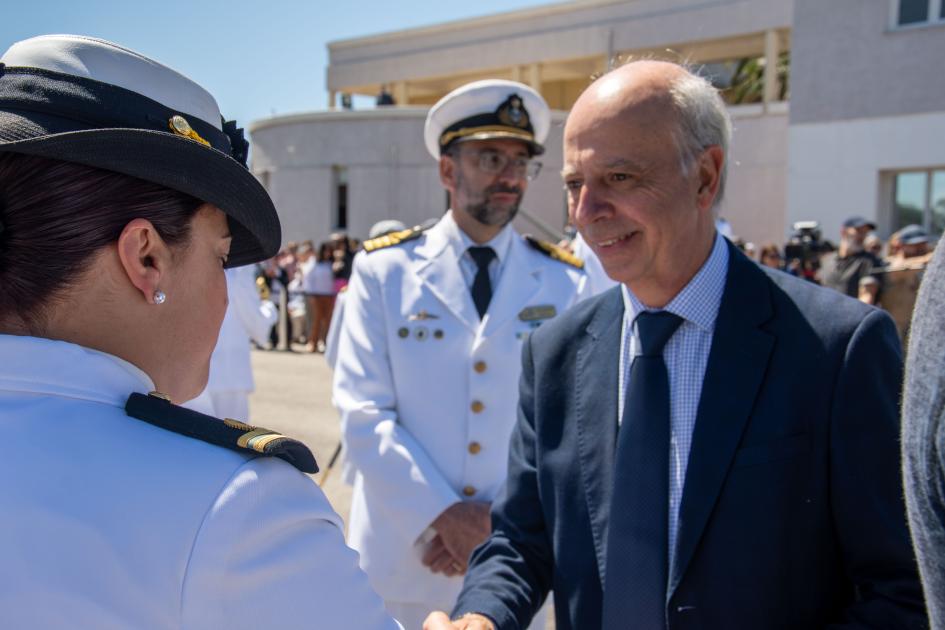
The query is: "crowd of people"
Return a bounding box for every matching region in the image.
[721,218,935,341]
[3,32,945,630]
[255,233,356,352]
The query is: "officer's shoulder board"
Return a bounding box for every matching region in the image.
[125,392,318,473]
[362,218,439,253]
[524,235,585,270]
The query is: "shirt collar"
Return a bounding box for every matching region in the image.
[0,334,155,408]
[621,231,730,332]
[445,209,514,265]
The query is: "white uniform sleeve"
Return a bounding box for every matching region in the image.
[228,267,278,347]
[324,290,346,370]
[181,457,402,630]
[333,253,460,543]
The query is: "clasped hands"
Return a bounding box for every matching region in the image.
[421,501,491,577]
[423,611,495,630]
[419,502,494,629]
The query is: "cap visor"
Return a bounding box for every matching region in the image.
[0,110,280,266]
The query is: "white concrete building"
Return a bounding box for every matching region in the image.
[249,0,944,248]
[787,0,945,242]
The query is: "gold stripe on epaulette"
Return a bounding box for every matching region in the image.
[224,418,255,432]
[363,226,417,252]
[526,236,585,269]
[247,433,284,452]
[548,246,585,269]
[237,428,278,449]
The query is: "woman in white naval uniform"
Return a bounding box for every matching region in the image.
[333,80,589,629]
[0,35,399,630]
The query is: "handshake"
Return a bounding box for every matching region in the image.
[423,611,495,630]
[422,501,492,577]
[419,501,496,629]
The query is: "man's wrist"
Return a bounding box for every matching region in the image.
[454,612,496,630]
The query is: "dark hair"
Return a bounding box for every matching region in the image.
[759,242,781,260]
[318,242,334,262]
[0,153,203,332]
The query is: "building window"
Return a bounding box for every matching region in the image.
[896,0,944,26]
[892,168,945,234]
[333,166,348,230]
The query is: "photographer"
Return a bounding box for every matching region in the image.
[820,216,883,297]
[783,221,834,282]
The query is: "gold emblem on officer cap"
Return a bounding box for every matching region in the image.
[169,114,211,147]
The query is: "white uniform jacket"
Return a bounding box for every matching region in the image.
[207,265,277,394]
[333,213,588,604]
[0,335,400,630]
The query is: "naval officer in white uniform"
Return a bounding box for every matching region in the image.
[0,34,399,629]
[333,80,589,629]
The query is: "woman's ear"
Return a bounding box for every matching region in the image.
[116,218,172,304]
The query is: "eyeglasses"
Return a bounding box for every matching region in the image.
[454,149,542,181]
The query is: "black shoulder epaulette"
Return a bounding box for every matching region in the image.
[524,235,585,270]
[363,218,438,253]
[125,392,318,473]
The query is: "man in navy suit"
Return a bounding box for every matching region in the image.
[424,60,924,629]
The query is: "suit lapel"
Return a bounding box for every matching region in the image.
[481,236,541,338]
[575,287,624,586]
[669,245,775,595]
[414,220,480,333]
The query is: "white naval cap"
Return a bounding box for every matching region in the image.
[423,79,550,160]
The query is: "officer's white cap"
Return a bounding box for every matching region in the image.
[423,79,550,160]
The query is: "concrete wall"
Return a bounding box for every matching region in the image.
[787,111,945,240]
[250,109,571,245]
[328,0,792,91]
[724,104,790,245]
[791,0,945,124]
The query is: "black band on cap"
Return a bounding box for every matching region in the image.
[0,67,242,163]
[439,93,536,154]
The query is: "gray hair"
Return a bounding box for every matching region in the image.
[668,71,732,212]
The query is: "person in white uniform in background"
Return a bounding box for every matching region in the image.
[326,219,407,370]
[191,265,277,420]
[333,79,589,630]
[0,34,400,630]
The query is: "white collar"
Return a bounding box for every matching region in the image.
[0,335,155,408]
[443,209,514,264]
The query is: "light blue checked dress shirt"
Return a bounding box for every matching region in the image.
[617,232,729,569]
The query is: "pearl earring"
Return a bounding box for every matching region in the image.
[153,290,166,305]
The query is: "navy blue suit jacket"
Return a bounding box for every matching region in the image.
[453,243,925,629]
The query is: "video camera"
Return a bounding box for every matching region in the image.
[784,221,833,266]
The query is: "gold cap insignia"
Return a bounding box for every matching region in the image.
[497,94,530,130]
[169,115,210,147]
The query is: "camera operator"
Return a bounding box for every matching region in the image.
[783,221,834,282]
[820,216,883,298]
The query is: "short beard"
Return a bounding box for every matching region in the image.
[456,168,522,228]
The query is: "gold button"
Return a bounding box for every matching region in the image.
[463,486,476,497]
[474,361,487,373]
[468,441,482,455]
[470,400,484,413]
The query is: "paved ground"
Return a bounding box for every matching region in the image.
[248,345,555,629]
[248,345,352,524]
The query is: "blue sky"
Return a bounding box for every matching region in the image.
[2,0,553,128]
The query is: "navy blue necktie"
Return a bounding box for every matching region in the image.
[602,310,683,630]
[468,246,496,319]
